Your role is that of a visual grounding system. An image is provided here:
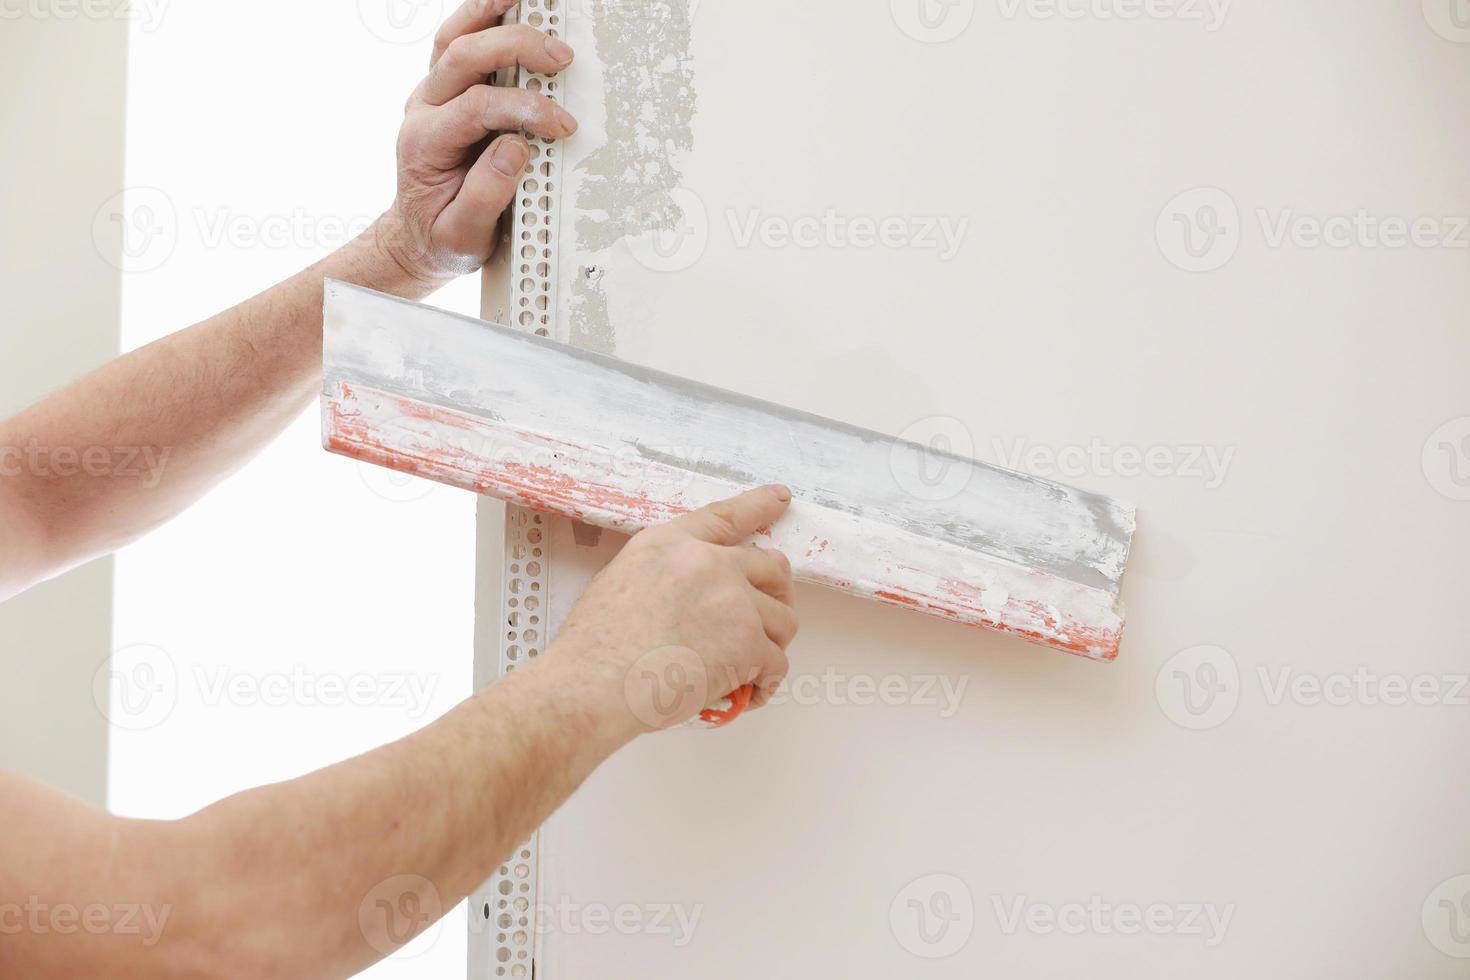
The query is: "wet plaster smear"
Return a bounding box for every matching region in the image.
[568,0,697,355]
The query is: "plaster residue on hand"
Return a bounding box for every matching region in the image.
[575,0,697,253]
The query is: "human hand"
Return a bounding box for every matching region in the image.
[546,486,801,735]
[373,0,579,288]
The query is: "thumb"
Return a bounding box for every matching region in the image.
[435,134,530,259]
[675,485,792,546]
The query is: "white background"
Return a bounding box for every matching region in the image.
[109,3,480,976]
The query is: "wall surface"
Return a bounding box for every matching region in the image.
[0,12,129,806]
[526,1,1470,976]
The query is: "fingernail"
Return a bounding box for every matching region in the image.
[555,106,579,135]
[491,137,528,176]
[545,36,575,64]
[769,485,792,502]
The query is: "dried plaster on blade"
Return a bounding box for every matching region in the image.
[569,0,697,355]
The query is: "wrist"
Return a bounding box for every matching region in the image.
[515,638,646,759]
[321,212,453,301]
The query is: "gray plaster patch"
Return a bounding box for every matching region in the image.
[574,0,697,251]
[568,0,698,354]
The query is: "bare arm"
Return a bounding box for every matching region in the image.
[0,487,797,979]
[0,0,579,602]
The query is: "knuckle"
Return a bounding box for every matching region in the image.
[671,539,717,574]
[518,90,557,123]
[510,22,545,47]
[396,126,424,162]
[465,83,500,114]
[703,502,741,539]
[739,618,767,648]
[442,33,476,68]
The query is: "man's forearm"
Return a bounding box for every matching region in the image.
[0,223,442,600]
[0,649,637,979]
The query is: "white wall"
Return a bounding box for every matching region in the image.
[0,9,128,807]
[535,1,1470,976]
